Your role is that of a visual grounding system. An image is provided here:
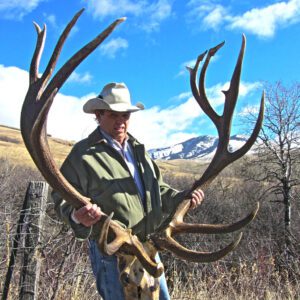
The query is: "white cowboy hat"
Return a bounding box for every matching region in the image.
[83,82,144,113]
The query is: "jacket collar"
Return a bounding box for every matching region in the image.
[87,127,105,146]
[87,126,139,147]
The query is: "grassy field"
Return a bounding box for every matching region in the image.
[0,124,208,178]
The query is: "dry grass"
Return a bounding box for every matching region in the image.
[158,159,207,174]
[1,125,299,300]
[0,125,73,168]
[168,261,300,300]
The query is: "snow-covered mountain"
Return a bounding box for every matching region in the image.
[148,135,251,160]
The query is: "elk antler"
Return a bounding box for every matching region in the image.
[148,34,265,262]
[91,35,264,270]
[20,9,163,278]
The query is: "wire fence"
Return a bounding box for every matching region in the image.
[0,181,100,300]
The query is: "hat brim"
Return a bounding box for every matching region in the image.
[83,98,144,114]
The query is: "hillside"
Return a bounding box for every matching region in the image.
[0,125,74,168]
[0,125,207,179]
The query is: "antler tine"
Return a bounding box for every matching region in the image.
[199,41,225,127]
[98,213,164,278]
[40,9,85,87]
[232,91,264,159]
[98,212,135,256]
[222,34,246,135]
[188,42,224,126]
[152,230,243,263]
[170,202,259,235]
[31,22,46,84]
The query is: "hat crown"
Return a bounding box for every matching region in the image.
[83,82,144,114]
[100,82,131,105]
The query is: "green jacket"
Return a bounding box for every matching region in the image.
[51,128,186,241]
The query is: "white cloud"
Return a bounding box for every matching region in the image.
[187,0,300,38]
[187,1,228,29]
[86,0,173,32]
[176,59,197,77]
[141,0,173,32]
[205,81,262,108]
[86,0,145,19]
[149,0,172,21]
[228,0,300,38]
[0,64,95,142]
[171,91,192,102]
[176,51,221,78]
[100,37,129,58]
[44,14,58,29]
[144,80,262,148]
[202,4,228,30]
[0,65,28,126]
[68,71,93,84]
[239,104,261,117]
[130,98,202,149]
[0,65,261,150]
[132,80,261,149]
[41,12,79,37]
[0,0,44,19]
[47,93,96,142]
[0,64,200,149]
[238,81,262,97]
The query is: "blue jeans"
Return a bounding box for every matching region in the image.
[89,240,170,300]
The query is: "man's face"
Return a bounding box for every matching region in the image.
[98,110,131,144]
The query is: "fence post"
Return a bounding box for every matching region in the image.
[18,181,48,300]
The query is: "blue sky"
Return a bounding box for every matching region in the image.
[0,0,300,149]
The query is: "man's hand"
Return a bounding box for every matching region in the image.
[190,189,205,209]
[72,203,103,227]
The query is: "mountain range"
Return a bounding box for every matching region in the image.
[148,135,251,160]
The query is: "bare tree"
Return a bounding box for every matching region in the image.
[246,81,300,252]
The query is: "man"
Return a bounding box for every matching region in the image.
[52,82,204,300]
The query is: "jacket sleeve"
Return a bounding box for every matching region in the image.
[51,150,92,240]
[151,159,186,215]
